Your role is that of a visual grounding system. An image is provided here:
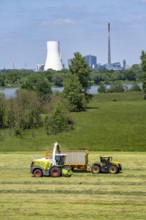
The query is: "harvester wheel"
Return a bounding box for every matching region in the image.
[109,165,118,174]
[34,169,43,177]
[91,165,100,174]
[50,167,61,177]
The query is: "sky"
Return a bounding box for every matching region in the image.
[0,0,146,69]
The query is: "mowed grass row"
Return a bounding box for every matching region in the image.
[0,91,146,152]
[0,152,146,220]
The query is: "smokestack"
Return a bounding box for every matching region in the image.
[108,23,111,66]
[44,41,63,71]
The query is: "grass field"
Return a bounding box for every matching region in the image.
[0,151,146,220]
[0,91,146,152]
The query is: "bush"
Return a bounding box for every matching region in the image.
[21,76,52,100]
[129,83,142,92]
[0,97,7,128]
[109,82,125,93]
[44,102,74,135]
[98,82,107,93]
[7,90,42,131]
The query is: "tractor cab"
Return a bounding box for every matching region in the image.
[100,156,112,166]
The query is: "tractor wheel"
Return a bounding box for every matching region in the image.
[34,169,43,177]
[91,165,100,174]
[109,165,118,174]
[50,167,61,177]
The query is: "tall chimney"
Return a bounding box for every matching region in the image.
[108,23,111,66]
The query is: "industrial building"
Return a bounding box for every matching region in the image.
[44,41,63,71]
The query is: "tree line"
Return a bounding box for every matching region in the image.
[0,51,146,136]
[0,63,144,88]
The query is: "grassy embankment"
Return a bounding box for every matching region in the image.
[0,91,146,152]
[0,152,146,220]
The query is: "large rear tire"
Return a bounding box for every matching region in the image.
[91,165,100,174]
[34,169,43,177]
[50,167,61,177]
[109,165,118,174]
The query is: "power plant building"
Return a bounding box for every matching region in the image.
[42,24,127,72]
[44,41,63,71]
[85,55,97,69]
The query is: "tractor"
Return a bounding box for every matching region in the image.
[30,142,72,177]
[91,156,122,174]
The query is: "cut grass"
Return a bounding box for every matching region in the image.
[0,152,146,220]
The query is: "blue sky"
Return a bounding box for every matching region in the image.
[0,0,146,69]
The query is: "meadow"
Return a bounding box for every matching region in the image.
[0,92,146,219]
[0,152,146,220]
[0,91,146,152]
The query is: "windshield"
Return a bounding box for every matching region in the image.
[55,155,66,165]
[101,157,110,163]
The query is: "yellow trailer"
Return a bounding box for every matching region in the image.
[45,150,90,171]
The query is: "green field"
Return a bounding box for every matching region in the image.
[1,92,146,219]
[0,152,146,220]
[0,91,146,152]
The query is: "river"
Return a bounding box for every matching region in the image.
[0,84,141,99]
[1,87,101,99]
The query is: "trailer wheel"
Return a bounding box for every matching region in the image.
[34,169,43,177]
[91,165,100,174]
[109,165,118,174]
[50,167,61,177]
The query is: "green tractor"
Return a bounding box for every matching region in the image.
[91,156,122,174]
[30,142,72,177]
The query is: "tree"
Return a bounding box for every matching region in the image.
[63,74,87,112]
[91,72,102,84]
[129,83,141,92]
[35,78,52,100]
[124,69,136,81]
[140,50,146,99]
[109,82,125,93]
[7,90,42,132]
[69,52,91,92]
[21,75,52,100]
[52,72,65,87]
[0,97,7,128]
[0,75,5,87]
[140,50,146,72]
[98,82,107,93]
[142,73,146,99]
[44,102,74,135]
[111,71,121,81]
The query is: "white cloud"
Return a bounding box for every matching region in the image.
[53,18,76,25]
[42,18,76,26]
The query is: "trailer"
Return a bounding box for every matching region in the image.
[45,143,122,174]
[45,150,91,171]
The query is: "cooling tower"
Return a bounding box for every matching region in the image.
[44,41,63,71]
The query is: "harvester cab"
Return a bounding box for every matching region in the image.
[30,142,72,177]
[91,155,122,174]
[51,142,65,165]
